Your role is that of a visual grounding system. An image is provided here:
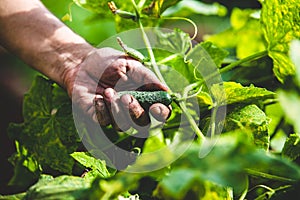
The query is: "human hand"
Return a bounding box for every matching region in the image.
[64,47,171,131]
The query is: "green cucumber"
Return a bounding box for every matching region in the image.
[117,91,172,107]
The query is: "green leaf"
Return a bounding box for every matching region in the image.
[186,41,223,84]
[88,173,141,199]
[7,140,40,190]
[0,193,26,200]
[8,76,79,174]
[152,29,197,84]
[282,133,300,161]
[155,169,232,199]
[211,82,275,106]
[290,39,300,86]
[205,8,266,59]
[155,28,191,56]
[260,0,300,82]
[162,0,227,17]
[200,41,229,67]
[85,132,300,199]
[24,174,91,200]
[224,104,270,150]
[142,129,167,153]
[22,76,53,122]
[197,91,213,107]
[172,132,300,189]
[162,55,196,86]
[71,152,116,179]
[278,90,300,133]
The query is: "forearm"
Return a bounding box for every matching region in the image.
[0,0,94,87]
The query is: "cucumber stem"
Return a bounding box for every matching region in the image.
[190,50,269,91]
[130,0,206,141]
[176,100,206,142]
[219,50,268,74]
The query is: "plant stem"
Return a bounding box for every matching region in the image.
[245,169,297,183]
[176,100,206,142]
[192,50,269,89]
[238,177,249,200]
[138,20,168,87]
[138,20,206,141]
[130,0,206,142]
[219,50,268,74]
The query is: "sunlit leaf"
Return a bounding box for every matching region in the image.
[155,169,232,199]
[211,82,275,106]
[197,91,213,107]
[155,28,191,56]
[24,175,91,199]
[172,132,300,188]
[260,0,300,82]
[224,104,270,150]
[71,152,116,179]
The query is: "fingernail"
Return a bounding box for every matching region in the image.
[151,106,161,116]
[104,88,115,99]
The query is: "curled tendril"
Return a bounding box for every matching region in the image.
[161,16,198,41]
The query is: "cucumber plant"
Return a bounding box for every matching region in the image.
[3,0,300,199]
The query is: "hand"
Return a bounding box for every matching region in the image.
[65,47,171,131]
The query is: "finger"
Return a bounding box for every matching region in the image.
[93,96,112,126]
[120,94,150,129]
[126,59,169,91]
[103,88,131,131]
[149,103,172,122]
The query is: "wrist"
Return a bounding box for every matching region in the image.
[57,42,96,96]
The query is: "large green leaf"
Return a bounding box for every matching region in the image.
[152,29,197,84]
[25,175,91,200]
[224,104,270,150]
[155,28,191,56]
[211,82,275,106]
[8,76,79,174]
[155,169,232,199]
[71,152,116,179]
[171,132,300,189]
[260,0,300,82]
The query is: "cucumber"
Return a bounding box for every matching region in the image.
[117,91,172,107]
